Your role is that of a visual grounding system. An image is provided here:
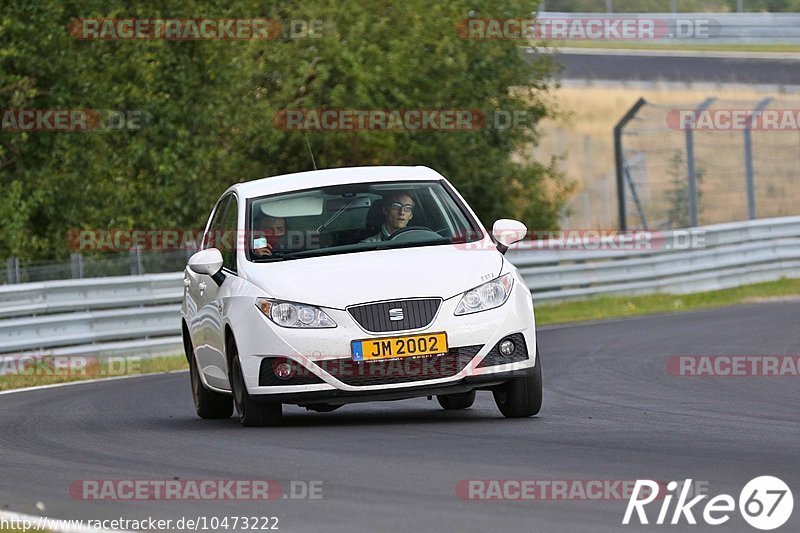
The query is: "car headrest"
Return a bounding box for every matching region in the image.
[365,199,385,232]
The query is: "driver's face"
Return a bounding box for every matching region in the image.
[261,217,286,237]
[384,194,414,233]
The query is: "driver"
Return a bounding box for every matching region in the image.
[362,191,415,243]
[252,215,289,257]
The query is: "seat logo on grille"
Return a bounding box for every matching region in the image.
[388,308,404,321]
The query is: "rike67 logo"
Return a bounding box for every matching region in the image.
[624,477,793,530]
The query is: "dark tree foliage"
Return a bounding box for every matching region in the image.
[1,1,572,260]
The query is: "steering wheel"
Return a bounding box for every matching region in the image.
[432,227,451,237]
[386,226,442,241]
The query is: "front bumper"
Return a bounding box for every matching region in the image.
[229,279,537,399]
[249,366,538,406]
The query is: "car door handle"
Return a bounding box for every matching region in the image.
[183,279,191,287]
[198,282,207,295]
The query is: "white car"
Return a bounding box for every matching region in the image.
[182,166,541,426]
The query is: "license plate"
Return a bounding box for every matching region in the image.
[351,332,448,362]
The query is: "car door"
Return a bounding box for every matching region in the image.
[201,194,241,389]
[188,194,233,390]
[186,195,229,348]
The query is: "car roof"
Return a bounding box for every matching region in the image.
[229,166,446,199]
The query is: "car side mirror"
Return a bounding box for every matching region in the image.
[492,219,528,254]
[188,248,226,286]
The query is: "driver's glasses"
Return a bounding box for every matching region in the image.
[389,202,415,213]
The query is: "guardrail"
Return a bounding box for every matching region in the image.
[536,13,800,46]
[0,273,184,361]
[0,217,798,362]
[508,217,800,301]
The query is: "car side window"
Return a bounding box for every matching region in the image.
[221,195,238,272]
[202,195,231,250]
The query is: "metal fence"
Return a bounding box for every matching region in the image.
[0,216,798,363]
[615,96,800,231]
[509,216,800,300]
[1,248,194,285]
[0,272,183,359]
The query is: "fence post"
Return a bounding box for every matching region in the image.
[129,247,143,275]
[70,253,84,279]
[685,97,716,228]
[614,97,647,231]
[7,257,20,284]
[744,97,773,220]
[623,164,649,230]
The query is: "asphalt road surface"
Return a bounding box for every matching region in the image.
[1,302,798,532]
[536,49,800,85]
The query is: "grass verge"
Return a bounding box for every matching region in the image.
[536,277,800,325]
[0,354,188,392]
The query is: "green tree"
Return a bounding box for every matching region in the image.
[1,0,570,262]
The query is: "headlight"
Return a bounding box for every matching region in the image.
[255,298,337,328]
[454,273,513,316]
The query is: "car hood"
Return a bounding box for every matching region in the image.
[242,245,504,309]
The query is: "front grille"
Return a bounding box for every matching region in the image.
[477,333,529,367]
[347,298,442,333]
[258,357,326,386]
[310,344,482,387]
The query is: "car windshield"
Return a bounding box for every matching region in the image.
[247,180,482,262]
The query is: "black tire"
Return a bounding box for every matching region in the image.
[229,343,282,427]
[185,327,233,419]
[492,347,543,418]
[437,390,476,410]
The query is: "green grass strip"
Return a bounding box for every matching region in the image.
[536,277,800,325]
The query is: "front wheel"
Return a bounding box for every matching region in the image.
[492,347,543,418]
[229,342,282,427]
